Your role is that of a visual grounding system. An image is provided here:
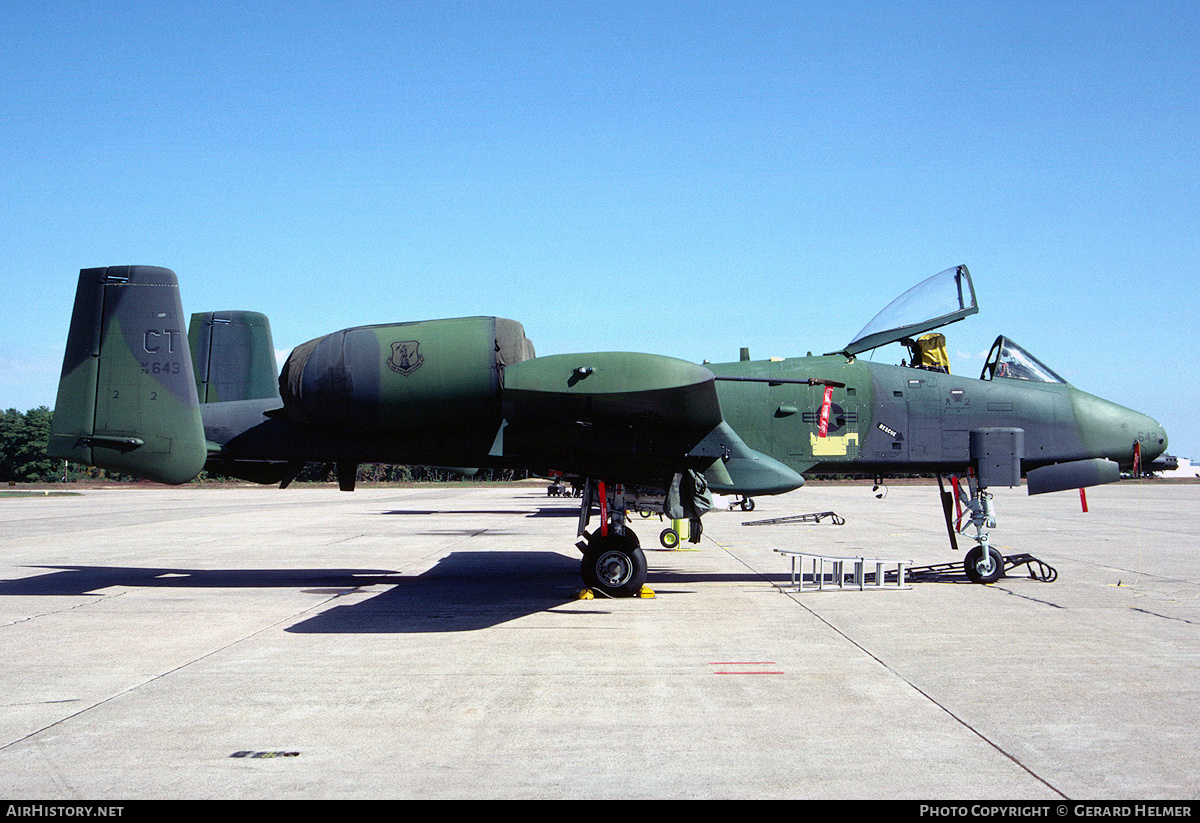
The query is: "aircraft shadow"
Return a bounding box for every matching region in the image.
[0,565,404,597]
[288,550,584,633]
[1,558,804,633]
[525,506,581,518]
[375,507,579,518]
[376,509,531,516]
[2,552,585,633]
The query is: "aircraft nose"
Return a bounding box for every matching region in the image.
[1142,420,1168,463]
[1071,390,1168,469]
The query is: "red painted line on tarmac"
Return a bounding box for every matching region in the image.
[709,662,776,666]
[709,662,784,674]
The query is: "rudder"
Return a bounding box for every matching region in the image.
[48,266,207,484]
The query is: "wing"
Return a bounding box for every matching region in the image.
[499,352,804,495]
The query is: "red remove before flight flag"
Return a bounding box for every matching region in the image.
[818,386,833,438]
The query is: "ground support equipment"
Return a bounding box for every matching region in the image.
[775,549,911,592]
[894,553,1058,584]
[742,511,845,527]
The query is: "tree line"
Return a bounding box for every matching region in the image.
[1,407,61,482]
[0,407,529,484]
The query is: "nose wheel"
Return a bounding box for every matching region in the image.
[964,545,1005,584]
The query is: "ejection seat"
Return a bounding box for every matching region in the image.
[902,332,950,373]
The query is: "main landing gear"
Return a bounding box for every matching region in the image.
[580,531,648,598]
[574,479,653,598]
[574,478,709,597]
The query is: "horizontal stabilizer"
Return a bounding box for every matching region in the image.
[1026,458,1120,496]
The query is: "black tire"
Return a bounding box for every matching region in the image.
[964,546,1005,584]
[742,498,755,512]
[659,528,680,549]
[581,534,648,597]
[579,526,638,551]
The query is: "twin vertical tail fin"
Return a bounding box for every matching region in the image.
[188,310,280,403]
[48,266,207,484]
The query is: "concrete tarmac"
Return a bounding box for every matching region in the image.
[0,481,1196,799]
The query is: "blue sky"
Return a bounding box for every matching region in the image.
[2,1,1196,458]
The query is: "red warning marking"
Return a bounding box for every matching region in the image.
[709,661,775,665]
[817,385,833,438]
[598,480,608,536]
[709,662,784,675]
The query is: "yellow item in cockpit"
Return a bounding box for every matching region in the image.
[917,333,949,373]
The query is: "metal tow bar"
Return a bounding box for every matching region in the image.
[891,552,1058,583]
[741,511,846,527]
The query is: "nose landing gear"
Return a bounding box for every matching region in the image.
[940,471,1007,584]
[964,544,1005,585]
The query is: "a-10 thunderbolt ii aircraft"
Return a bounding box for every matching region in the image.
[48,264,1167,596]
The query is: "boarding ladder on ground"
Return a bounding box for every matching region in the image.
[774,549,912,592]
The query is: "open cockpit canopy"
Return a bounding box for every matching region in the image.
[840,265,977,356]
[980,336,1066,384]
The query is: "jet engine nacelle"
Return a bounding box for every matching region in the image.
[279,316,534,432]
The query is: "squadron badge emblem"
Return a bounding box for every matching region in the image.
[387,341,424,376]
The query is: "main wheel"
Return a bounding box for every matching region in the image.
[964,545,1005,584]
[581,534,648,597]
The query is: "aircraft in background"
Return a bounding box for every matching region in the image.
[48,265,1167,595]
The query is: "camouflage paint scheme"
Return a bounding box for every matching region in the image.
[48,265,1168,595]
[709,351,1165,482]
[48,267,206,485]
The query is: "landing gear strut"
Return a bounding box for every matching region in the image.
[943,471,1006,584]
[929,470,1058,584]
[573,479,652,597]
[574,477,709,597]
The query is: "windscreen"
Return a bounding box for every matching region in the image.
[980,336,1066,383]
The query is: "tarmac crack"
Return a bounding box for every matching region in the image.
[1130,607,1199,626]
[0,593,110,628]
[996,586,1066,608]
[787,591,1070,799]
[0,592,345,755]
[716,538,1071,800]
